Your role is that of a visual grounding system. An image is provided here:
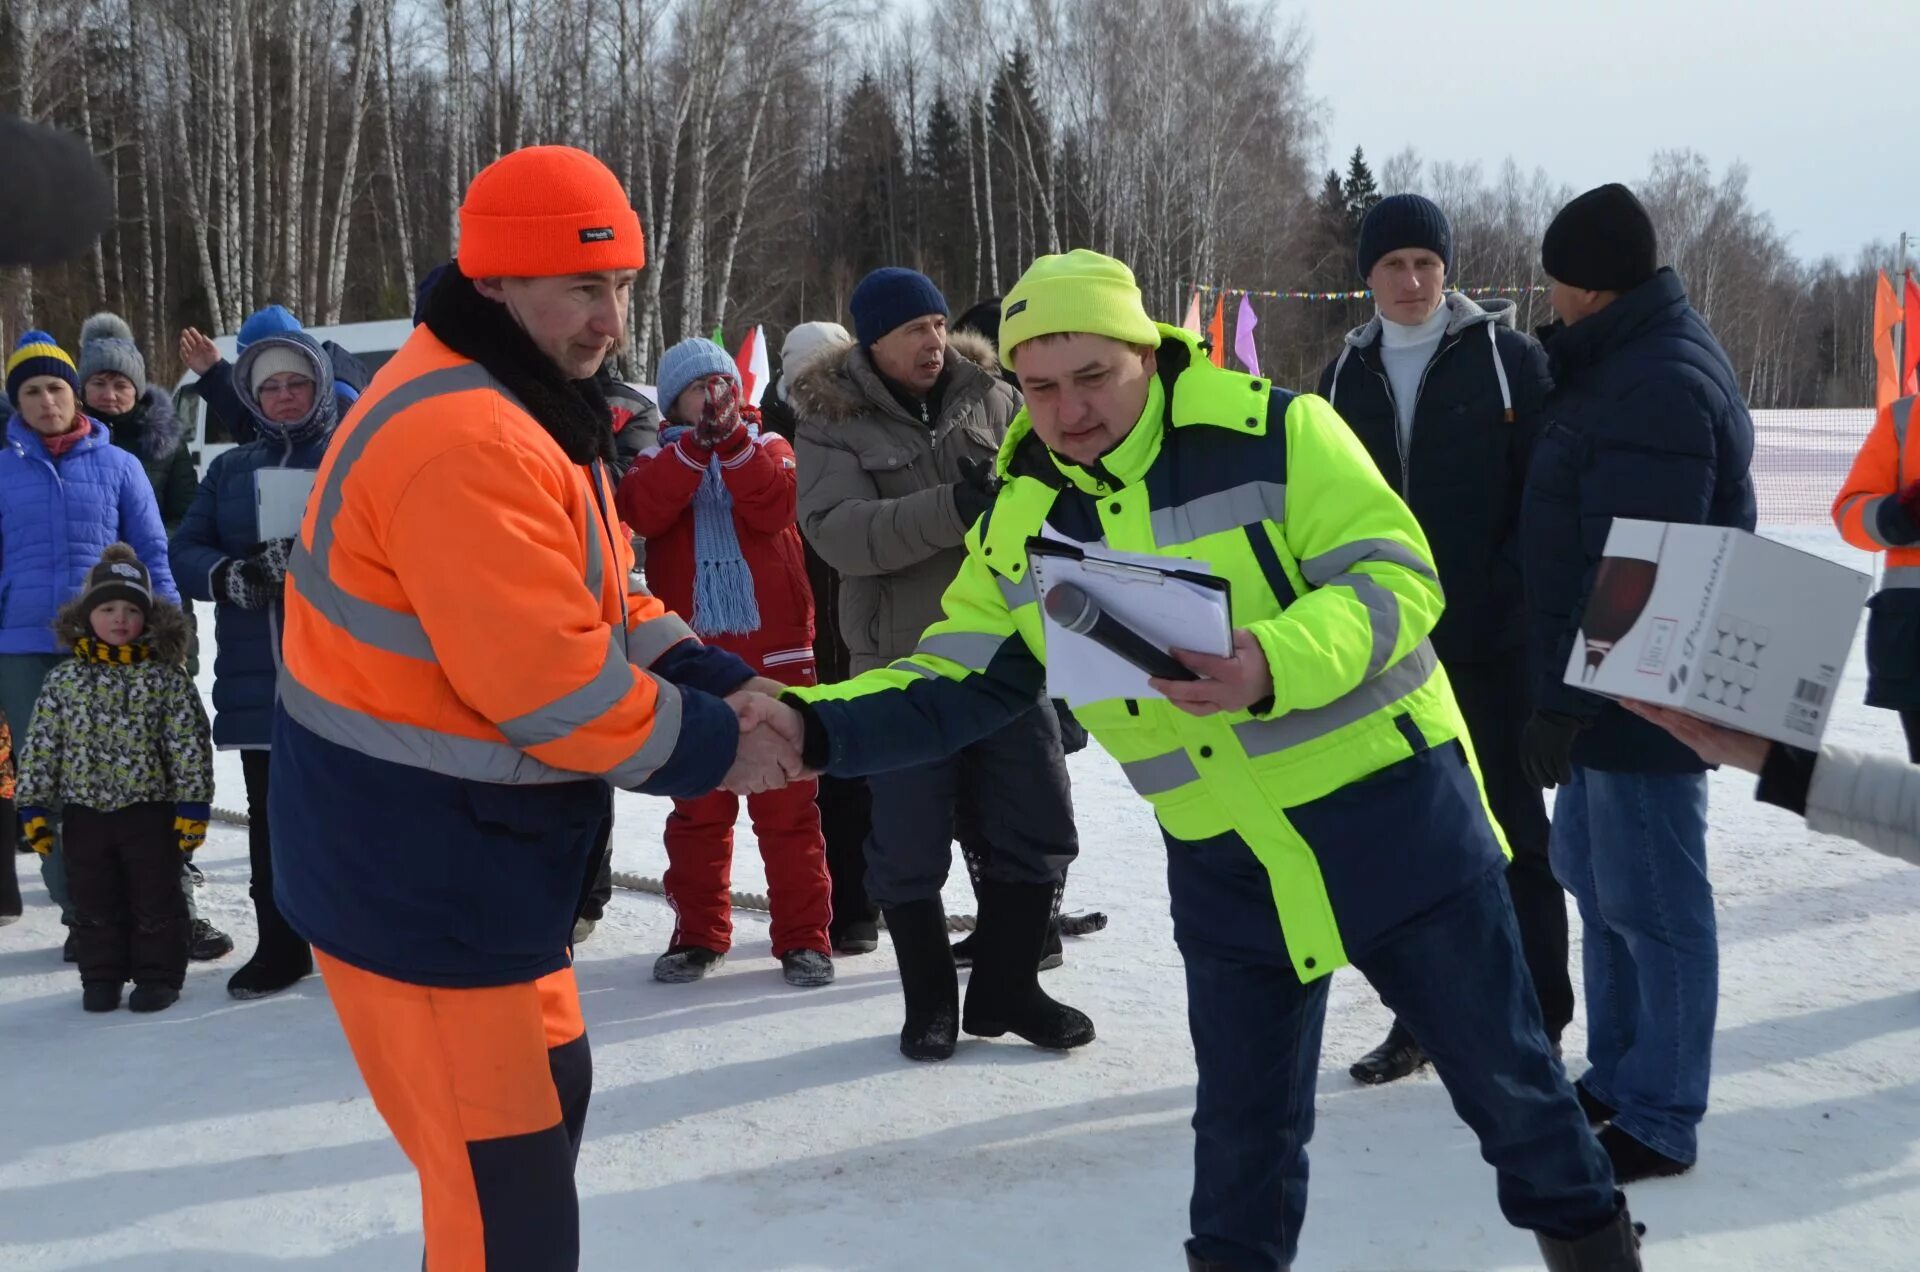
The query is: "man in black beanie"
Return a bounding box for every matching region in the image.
[1319,193,1564,1088]
[1518,182,1756,1184]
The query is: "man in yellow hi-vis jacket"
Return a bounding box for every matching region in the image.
[756,251,1640,1272]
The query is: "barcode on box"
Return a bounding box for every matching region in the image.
[1794,678,1830,708]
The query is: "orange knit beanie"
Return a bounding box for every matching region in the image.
[456,145,646,278]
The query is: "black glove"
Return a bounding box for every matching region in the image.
[952,456,1000,527]
[1520,710,1589,789]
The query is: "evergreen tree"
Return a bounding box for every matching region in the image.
[918,90,971,295]
[826,72,909,280]
[1341,146,1381,234]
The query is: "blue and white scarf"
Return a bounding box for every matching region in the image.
[661,423,762,636]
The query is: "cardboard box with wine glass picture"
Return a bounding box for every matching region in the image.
[1565,519,1871,747]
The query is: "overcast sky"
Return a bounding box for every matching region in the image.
[1301,0,1911,267]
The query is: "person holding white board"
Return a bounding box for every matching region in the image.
[169,329,339,1000]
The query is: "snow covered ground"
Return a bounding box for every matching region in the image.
[4,527,1918,1271]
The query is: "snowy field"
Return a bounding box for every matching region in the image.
[4,527,1918,1271]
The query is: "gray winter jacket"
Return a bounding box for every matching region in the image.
[1799,745,1920,867]
[789,330,1021,674]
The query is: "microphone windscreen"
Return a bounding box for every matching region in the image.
[1043,582,1097,634]
[0,116,112,267]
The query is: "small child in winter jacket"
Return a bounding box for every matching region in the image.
[15,544,214,1013]
[615,338,833,988]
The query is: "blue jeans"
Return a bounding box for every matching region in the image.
[0,653,71,921]
[1172,831,1617,1272]
[1551,766,1715,1164]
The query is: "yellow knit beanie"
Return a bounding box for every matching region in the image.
[998,249,1162,367]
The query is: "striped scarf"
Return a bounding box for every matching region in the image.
[72,636,151,664]
[660,422,762,637]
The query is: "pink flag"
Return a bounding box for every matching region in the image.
[1182,290,1203,334]
[1233,295,1261,377]
[734,324,770,408]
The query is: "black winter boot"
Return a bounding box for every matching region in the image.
[961,880,1095,1050]
[1536,1194,1644,1270]
[0,843,20,926]
[1576,1081,1617,1128]
[227,895,313,999]
[1598,1124,1691,1184]
[1186,1248,1266,1271]
[884,898,958,1061]
[1348,1019,1428,1085]
[82,982,122,1012]
[952,916,1065,972]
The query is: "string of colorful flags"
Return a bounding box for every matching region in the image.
[1176,284,1550,375]
[1180,282,1549,302]
[1873,269,1920,411]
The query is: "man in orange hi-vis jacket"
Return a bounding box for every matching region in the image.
[270,145,799,1271]
[1834,391,1920,760]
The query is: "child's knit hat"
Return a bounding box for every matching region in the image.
[78,543,154,619]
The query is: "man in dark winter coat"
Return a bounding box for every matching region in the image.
[1316,195,1565,1086]
[789,268,1086,1060]
[1519,182,1756,1185]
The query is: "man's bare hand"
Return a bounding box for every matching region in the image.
[1621,700,1772,773]
[723,721,804,795]
[178,327,221,376]
[726,687,806,753]
[1151,629,1275,717]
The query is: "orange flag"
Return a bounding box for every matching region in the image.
[1905,276,1920,396]
[1876,272,1902,411]
[1182,289,1203,335]
[1207,294,1226,368]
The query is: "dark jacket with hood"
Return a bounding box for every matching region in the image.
[789,330,1021,675]
[170,332,338,749]
[1318,293,1551,666]
[98,386,197,532]
[1521,267,1757,773]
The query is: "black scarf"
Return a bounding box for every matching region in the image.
[421,271,616,466]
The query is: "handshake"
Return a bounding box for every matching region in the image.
[720,678,813,795]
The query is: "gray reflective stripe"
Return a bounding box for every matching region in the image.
[584,484,607,600]
[998,572,1038,609]
[604,676,685,789]
[1234,642,1438,758]
[1884,566,1920,589]
[1842,494,1897,548]
[1326,573,1399,678]
[914,631,1007,671]
[627,612,695,668]
[1121,749,1201,797]
[305,364,499,576]
[498,631,636,749]
[1300,537,1436,585]
[1150,481,1287,547]
[286,540,438,661]
[887,659,944,681]
[288,363,500,661]
[280,672,584,785]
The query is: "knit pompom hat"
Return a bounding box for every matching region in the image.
[77,543,154,619]
[5,330,79,403]
[76,312,146,394]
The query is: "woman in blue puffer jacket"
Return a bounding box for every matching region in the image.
[171,330,338,1000]
[0,331,179,934]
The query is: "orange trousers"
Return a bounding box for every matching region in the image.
[316,950,592,1271]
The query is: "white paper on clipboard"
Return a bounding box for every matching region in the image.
[253,468,317,542]
[1026,529,1233,707]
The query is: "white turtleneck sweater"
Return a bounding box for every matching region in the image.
[1377,301,1451,455]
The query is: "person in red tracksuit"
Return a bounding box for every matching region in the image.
[617,337,834,988]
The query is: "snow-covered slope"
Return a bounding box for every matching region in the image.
[3,529,1916,1271]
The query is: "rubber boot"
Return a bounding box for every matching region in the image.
[884,897,958,1061]
[961,880,1094,1050]
[1536,1195,1644,1271]
[227,893,313,999]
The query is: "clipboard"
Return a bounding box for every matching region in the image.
[1025,536,1233,706]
